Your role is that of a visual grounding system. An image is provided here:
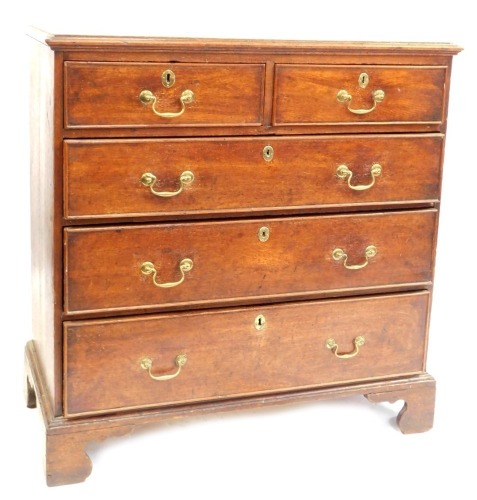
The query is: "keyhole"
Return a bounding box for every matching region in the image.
[358,72,369,89]
[263,145,274,162]
[162,69,176,88]
[255,314,266,330]
[258,226,270,242]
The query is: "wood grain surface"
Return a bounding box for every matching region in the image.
[28,29,462,55]
[64,210,436,314]
[65,62,265,128]
[274,65,446,126]
[64,292,429,416]
[26,32,460,485]
[64,134,443,219]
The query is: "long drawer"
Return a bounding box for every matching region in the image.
[274,65,446,127]
[64,135,443,219]
[64,291,429,416]
[64,62,265,128]
[64,210,436,314]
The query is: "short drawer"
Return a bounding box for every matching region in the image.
[274,65,446,127]
[64,135,443,219]
[64,62,265,128]
[64,210,436,314]
[64,291,429,416]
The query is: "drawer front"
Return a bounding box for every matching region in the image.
[65,135,443,219]
[64,210,436,314]
[274,65,446,127]
[64,292,429,416]
[64,62,265,128]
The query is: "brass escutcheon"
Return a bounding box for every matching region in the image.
[258,226,270,242]
[358,72,369,88]
[263,145,274,162]
[255,314,266,331]
[161,69,176,88]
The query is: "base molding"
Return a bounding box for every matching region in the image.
[25,340,436,486]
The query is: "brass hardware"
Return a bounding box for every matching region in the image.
[161,69,176,88]
[326,336,365,359]
[336,164,382,191]
[140,171,194,197]
[255,314,266,331]
[140,354,187,381]
[141,258,193,288]
[139,89,195,118]
[258,226,270,242]
[336,89,385,115]
[263,145,274,162]
[332,245,377,270]
[358,72,369,89]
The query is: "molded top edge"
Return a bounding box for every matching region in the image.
[28,27,462,55]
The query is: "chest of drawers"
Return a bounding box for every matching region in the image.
[24,30,461,486]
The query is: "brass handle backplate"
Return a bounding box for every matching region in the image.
[139,89,195,118]
[141,258,193,288]
[140,354,187,381]
[337,89,385,115]
[326,336,365,359]
[332,245,377,270]
[141,171,194,197]
[336,164,382,191]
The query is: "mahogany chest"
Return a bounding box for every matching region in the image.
[24,30,461,485]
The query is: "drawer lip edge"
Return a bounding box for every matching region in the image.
[63,201,440,223]
[63,371,426,418]
[62,282,433,318]
[62,132,446,144]
[272,120,443,127]
[63,207,439,234]
[63,289,431,327]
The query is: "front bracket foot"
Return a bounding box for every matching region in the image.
[46,426,134,486]
[46,432,93,486]
[365,375,436,434]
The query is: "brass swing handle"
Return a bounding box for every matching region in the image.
[139,89,195,118]
[337,89,385,115]
[141,171,194,198]
[140,354,187,381]
[326,336,365,359]
[336,164,382,191]
[332,245,377,270]
[141,258,193,288]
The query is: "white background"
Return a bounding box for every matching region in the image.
[1,1,475,498]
